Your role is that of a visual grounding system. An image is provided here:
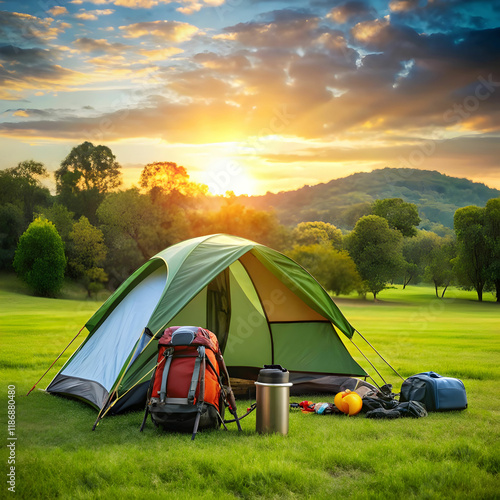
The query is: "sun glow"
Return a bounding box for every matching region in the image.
[200,158,257,196]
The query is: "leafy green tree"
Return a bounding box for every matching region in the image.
[484,198,500,302]
[372,198,421,237]
[292,221,342,249]
[346,215,404,299]
[187,202,288,250]
[0,160,52,270]
[67,216,108,296]
[338,202,372,230]
[0,160,51,224]
[0,204,24,270]
[97,188,189,285]
[288,244,361,296]
[97,188,177,257]
[401,231,441,288]
[55,142,122,223]
[454,205,490,301]
[13,217,66,297]
[424,236,457,298]
[40,203,76,246]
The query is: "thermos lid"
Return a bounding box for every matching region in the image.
[257,365,289,384]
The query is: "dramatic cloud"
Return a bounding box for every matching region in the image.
[351,16,390,43]
[327,1,376,23]
[0,45,52,64]
[0,11,69,45]
[0,1,498,191]
[388,0,419,13]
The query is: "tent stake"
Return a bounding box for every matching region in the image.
[355,330,405,381]
[27,325,86,396]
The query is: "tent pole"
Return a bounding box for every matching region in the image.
[348,337,389,387]
[355,330,405,381]
[26,325,86,396]
[93,340,164,430]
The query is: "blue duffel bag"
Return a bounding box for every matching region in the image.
[399,372,467,411]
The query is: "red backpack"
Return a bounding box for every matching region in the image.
[140,326,241,439]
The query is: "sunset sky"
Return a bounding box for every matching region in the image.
[1,0,499,195]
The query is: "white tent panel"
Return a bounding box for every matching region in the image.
[61,266,167,391]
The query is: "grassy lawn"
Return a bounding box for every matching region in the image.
[1,275,498,499]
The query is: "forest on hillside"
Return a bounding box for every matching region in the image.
[240,168,500,235]
[1,142,499,302]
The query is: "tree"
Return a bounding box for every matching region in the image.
[454,205,490,301]
[0,160,51,224]
[345,215,404,299]
[372,198,421,237]
[0,204,24,270]
[187,202,289,250]
[401,231,441,288]
[140,161,207,204]
[97,188,185,256]
[40,203,76,245]
[0,160,52,270]
[13,217,66,297]
[292,221,343,249]
[288,244,361,296]
[424,236,456,298]
[338,202,372,230]
[67,216,108,296]
[97,188,189,285]
[484,198,500,302]
[55,142,122,222]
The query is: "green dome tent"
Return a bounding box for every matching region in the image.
[46,234,367,415]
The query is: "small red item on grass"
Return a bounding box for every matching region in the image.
[298,400,315,412]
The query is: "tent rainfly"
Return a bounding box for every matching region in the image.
[46,234,368,415]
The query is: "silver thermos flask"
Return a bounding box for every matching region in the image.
[255,365,293,435]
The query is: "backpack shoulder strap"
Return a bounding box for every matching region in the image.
[188,346,205,404]
[159,348,174,403]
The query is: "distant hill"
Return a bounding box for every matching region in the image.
[240,168,500,234]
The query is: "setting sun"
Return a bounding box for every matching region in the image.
[200,158,257,196]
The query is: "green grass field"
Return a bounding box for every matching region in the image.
[1,275,498,499]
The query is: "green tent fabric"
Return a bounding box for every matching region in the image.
[46,234,367,412]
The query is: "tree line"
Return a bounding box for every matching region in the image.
[1,141,498,302]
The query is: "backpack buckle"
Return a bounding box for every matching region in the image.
[163,347,174,358]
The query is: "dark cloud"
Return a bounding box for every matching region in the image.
[3,108,53,117]
[0,10,67,46]
[0,44,51,63]
[0,97,252,144]
[0,43,84,99]
[260,136,500,165]
[255,8,314,23]
[389,0,496,31]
